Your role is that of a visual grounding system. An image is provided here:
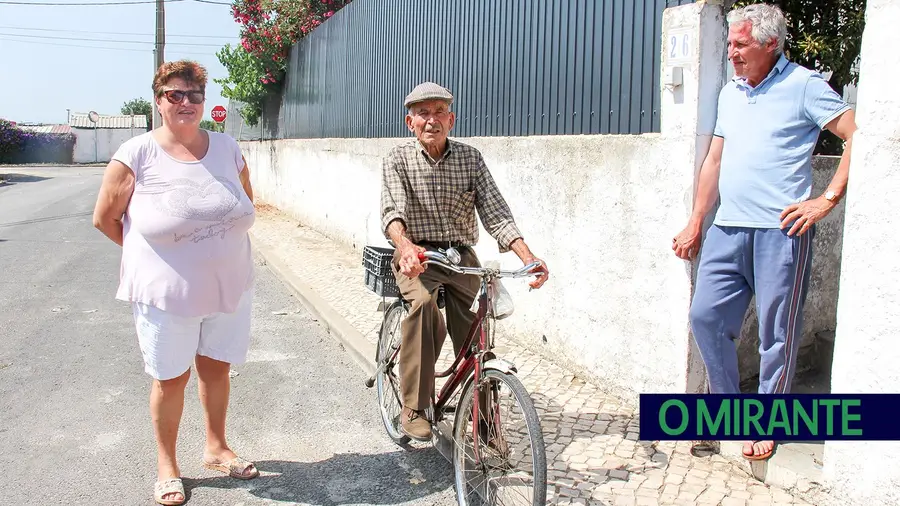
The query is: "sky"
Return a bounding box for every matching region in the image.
[0,0,241,124]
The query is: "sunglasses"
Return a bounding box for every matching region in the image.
[161,89,205,105]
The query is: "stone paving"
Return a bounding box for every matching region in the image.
[250,203,821,506]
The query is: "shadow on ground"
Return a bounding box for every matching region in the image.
[184,449,453,505]
[526,389,666,501]
[0,210,93,229]
[0,173,52,184]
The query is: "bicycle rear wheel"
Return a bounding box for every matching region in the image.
[375,300,409,445]
[452,369,547,506]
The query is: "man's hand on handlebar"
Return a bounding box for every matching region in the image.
[508,238,549,290]
[524,256,549,289]
[398,242,426,278]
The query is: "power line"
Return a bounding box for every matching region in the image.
[0,0,183,5]
[0,0,229,5]
[0,25,238,39]
[0,36,218,55]
[0,31,226,46]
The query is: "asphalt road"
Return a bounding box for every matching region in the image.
[0,167,456,506]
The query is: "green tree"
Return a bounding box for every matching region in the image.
[216,0,352,127]
[121,97,153,131]
[200,119,225,132]
[731,0,866,154]
[215,42,274,127]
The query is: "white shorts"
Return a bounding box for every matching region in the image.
[131,289,253,381]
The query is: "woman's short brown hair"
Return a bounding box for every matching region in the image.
[152,60,208,97]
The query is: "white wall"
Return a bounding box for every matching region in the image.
[72,127,141,163]
[824,0,900,504]
[241,134,696,400]
[660,1,729,394]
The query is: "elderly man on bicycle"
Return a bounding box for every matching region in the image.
[380,81,550,441]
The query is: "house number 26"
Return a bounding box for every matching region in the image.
[670,33,691,61]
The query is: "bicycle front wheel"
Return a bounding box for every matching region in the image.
[452,369,547,506]
[375,300,409,445]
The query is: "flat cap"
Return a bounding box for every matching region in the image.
[404,81,454,108]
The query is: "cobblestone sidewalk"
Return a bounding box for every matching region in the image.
[250,204,819,506]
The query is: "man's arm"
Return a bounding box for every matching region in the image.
[381,152,408,241]
[472,157,524,253]
[688,136,724,231]
[386,219,413,250]
[673,135,723,260]
[821,108,857,201]
[779,74,857,236]
[381,152,425,277]
[472,157,549,288]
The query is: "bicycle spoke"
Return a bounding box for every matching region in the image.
[453,371,547,506]
[375,302,408,444]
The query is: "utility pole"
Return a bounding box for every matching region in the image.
[152,0,165,129]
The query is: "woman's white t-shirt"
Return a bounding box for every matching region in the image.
[111,130,256,317]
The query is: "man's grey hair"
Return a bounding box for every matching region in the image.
[727,3,787,54]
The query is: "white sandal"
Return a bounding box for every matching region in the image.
[154,478,185,505]
[203,456,260,480]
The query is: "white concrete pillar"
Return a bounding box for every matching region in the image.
[824,1,900,504]
[660,0,728,393]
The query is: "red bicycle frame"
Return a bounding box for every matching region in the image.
[432,286,489,414]
[383,277,496,463]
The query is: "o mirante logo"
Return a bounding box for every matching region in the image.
[639,394,893,441]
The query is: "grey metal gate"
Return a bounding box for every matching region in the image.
[227,0,696,140]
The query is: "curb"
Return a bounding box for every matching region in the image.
[249,231,377,377]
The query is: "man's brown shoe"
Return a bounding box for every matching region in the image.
[401,407,432,441]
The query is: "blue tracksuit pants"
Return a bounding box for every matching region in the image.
[689,224,814,394]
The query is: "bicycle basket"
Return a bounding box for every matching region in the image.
[362,245,399,297]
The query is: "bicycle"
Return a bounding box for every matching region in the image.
[362,244,548,506]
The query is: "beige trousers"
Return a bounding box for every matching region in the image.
[392,245,481,411]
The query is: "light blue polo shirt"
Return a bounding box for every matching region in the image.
[712,54,851,228]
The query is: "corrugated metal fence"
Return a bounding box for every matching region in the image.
[227,0,694,141]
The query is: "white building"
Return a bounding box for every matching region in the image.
[69,112,147,164]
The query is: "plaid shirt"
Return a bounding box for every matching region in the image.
[381,139,522,253]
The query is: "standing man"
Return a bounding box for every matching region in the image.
[381,81,550,441]
[672,4,856,460]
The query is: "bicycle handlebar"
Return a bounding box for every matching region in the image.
[417,250,542,279]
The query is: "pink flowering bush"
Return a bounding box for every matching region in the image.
[0,120,75,164]
[215,0,352,126]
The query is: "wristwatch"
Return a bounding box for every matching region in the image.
[824,190,839,203]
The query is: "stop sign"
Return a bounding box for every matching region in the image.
[211,105,227,123]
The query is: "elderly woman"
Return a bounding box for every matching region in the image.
[92,60,258,505]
